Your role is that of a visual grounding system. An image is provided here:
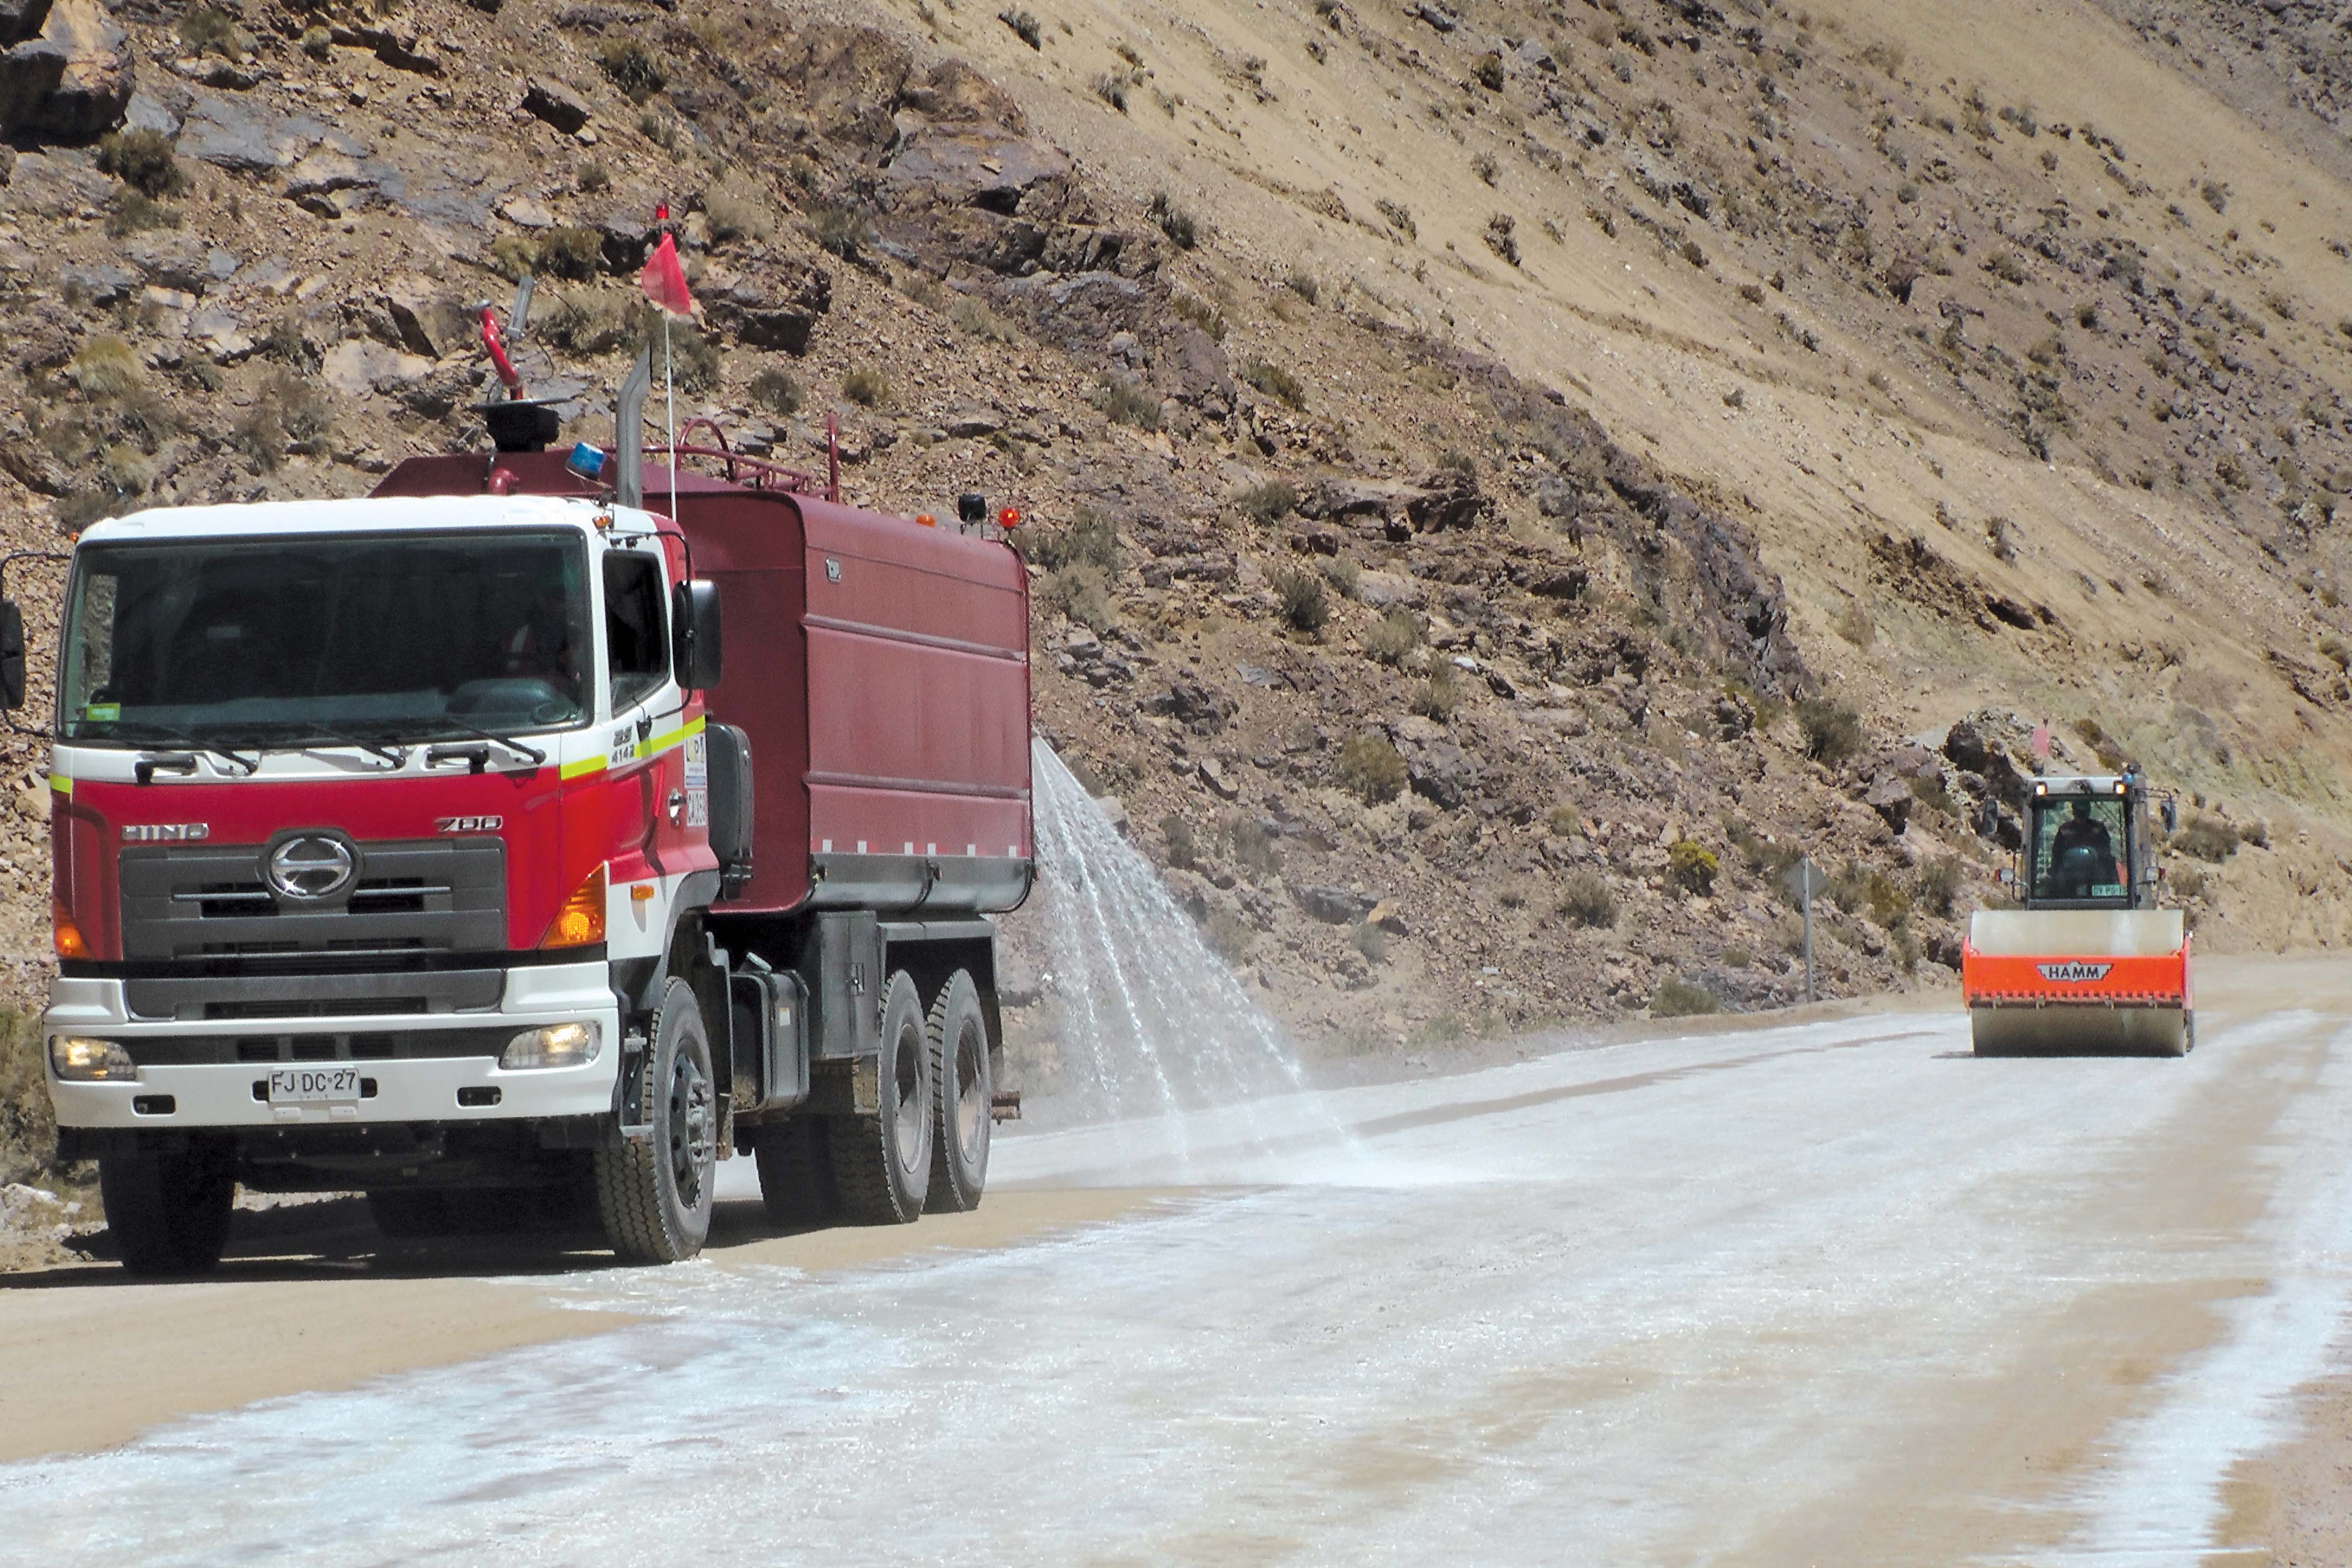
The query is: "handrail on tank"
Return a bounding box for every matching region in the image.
[647,443,827,499]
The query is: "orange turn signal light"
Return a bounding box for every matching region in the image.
[540,865,606,949]
[52,899,88,960]
[915,512,938,527]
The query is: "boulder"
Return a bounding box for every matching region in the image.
[1406,467,1484,531]
[0,0,130,142]
[124,231,210,292]
[1143,680,1236,735]
[521,77,590,135]
[1863,774,1912,834]
[700,258,832,353]
[0,0,48,48]
[883,124,1070,215]
[382,275,445,357]
[322,338,431,397]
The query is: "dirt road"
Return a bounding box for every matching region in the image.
[4,957,2348,1563]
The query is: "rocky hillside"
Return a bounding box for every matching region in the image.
[3,0,2351,1164]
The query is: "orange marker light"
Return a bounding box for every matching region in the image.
[541,866,607,948]
[630,883,655,902]
[915,513,938,527]
[52,900,87,960]
[998,507,1021,529]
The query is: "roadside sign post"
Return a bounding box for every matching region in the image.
[1783,857,1829,1004]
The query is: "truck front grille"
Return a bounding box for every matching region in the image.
[118,840,506,961]
[123,1028,513,1065]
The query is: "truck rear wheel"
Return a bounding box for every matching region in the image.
[753,1117,836,1230]
[829,969,932,1224]
[101,1145,235,1277]
[925,970,992,1214]
[595,978,718,1263]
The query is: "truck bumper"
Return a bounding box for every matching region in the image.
[43,962,622,1132]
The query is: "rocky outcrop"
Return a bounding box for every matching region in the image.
[0,0,131,143]
[700,255,832,353]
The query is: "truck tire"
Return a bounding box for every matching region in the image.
[753,1117,836,1230]
[829,969,932,1225]
[925,969,992,1214]
[594,978,718,1263]
[101,1145,234,1277]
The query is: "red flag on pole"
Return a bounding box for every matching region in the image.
[638,231,693,317]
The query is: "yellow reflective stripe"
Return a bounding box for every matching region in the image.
[47,774,69,796]
[558,755,606,781]
[634,713,704,761]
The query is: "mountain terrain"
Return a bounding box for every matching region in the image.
[5,0,2352,1165]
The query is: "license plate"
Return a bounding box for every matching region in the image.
[268,1066,362,1104]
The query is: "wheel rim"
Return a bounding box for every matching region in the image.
[891,1018,925,1173]
[955,1018,987,1161]
[668,1044,714,1210]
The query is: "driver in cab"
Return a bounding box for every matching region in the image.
[2050,799,2118,896]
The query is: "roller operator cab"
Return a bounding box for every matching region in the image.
[15,451,1033,1275]
[1961,770,2193,1058]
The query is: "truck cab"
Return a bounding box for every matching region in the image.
[18,421,1032,1273]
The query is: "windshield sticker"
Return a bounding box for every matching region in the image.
[683,731,707,786]
[85,703,118,721]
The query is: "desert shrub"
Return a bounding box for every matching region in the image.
[1227,817,1281,879]
[2171,866,2209,899]
[1336,732,1407,803]
[1916,855,1963,917]
[2200,180,2228,215]
[842,365,890,406]
[300,22,331,57]
[1794,697,1863,764]
[1161,813,1197,870]
[599,39,665,101]
[177,6,247,54]
[1410,665,1460,722]
[1097,374,1160,429]
[1667,840,1719,896]
[69,337,144,401]
[96,129,185,199]
[806,204,873,261]
[1865,871,1911,927]
[998,8,1042,47]
[1832,602,1875,647]
[1651,977,1720,1018]
[2175,815,2240,862]
[1471,151,1499,185]
[1483,213,1520,266]
[1472,52,1505,90]
[1723,945,1753,969]
[1547,803,1582,838]
[1039,565,1112,631]
[1091,73,1130,112]
[1890,925,1921,973]
[1362,607,1421,666]
[1376,198,1416,239]
[1353,921,1389,963]
[537,227,603,281]
[2071,717,2125,771]
[1320,555,1360,601]
[1240,359,1307,409]
[576,157,610,193]
[703,186,772,243]
[2320,633,2350,671]
[2240,819,2270,849]
[1557,870,1617,928]
[1149,191,1197,249]
[1203,908,1252,961]
[1284,270,1319,305]
[1272,565,1328,633]
[1236,479,1296,524]
[948,297,1016,341]
[103,189,180,238]
[1170,290,1226,337]
[749,367,802,415]
[1022,505,1119,572]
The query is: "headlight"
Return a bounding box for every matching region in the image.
[50,1036,136,1081]
[500,1021,601,1070]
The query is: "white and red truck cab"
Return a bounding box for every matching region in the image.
[13,406,1032,1273]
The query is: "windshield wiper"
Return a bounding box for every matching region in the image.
[277,732,411,769]
[420,720,549,770]
[99,725,262,781]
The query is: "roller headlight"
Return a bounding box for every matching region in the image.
[500,1021,601,1070]
[50,1036,136,1082]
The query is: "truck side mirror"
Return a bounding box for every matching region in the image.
[672,579,723,692]
[0,599,23,709]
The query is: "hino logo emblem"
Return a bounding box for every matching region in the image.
[2036,961,2113,983]
[265,835,356,901]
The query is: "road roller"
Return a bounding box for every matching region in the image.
[1962,769,2192,1056]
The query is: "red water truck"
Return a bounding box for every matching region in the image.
[12,394,1032,1273]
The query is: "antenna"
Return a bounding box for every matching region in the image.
[616,346,651,510]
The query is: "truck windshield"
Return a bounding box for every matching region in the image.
[58,530,592,747]
[2028,794,2130,903]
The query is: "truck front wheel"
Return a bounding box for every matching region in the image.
[829,969,933,1224]
[101,1145,235,1277]
[594,978,718,1263]
[925,969,992,1214]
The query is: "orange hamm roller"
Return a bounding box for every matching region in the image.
[1962,771,2193,1056]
